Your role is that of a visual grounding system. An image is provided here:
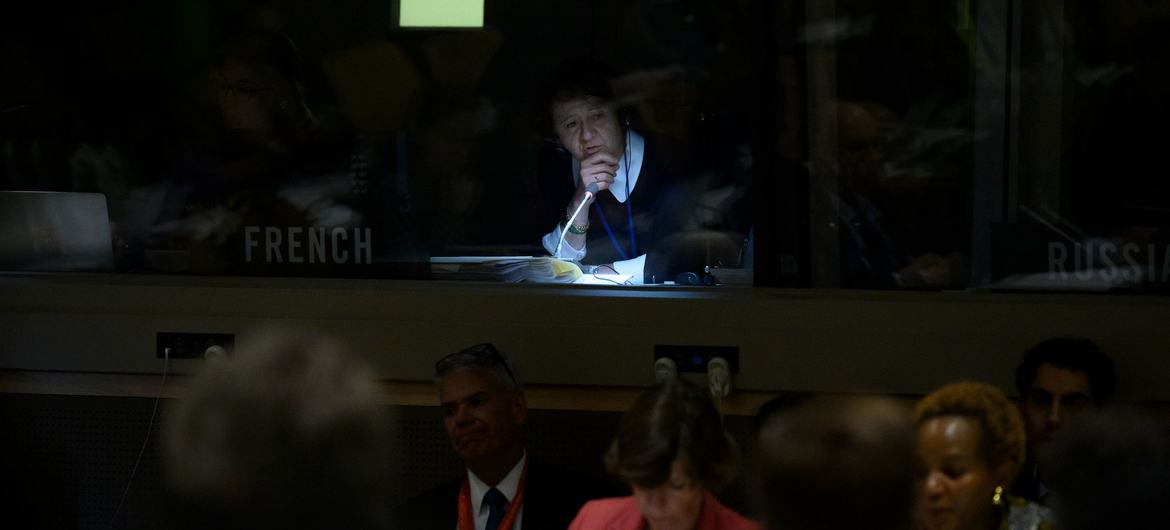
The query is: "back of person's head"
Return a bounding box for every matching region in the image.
[757,397,915,530]
[163,328,388,530]
[751,391,814,438]
[1015,338,1115,403]
[433,342,523,393]
[1042,408,1170,530]
[605,379,739,489]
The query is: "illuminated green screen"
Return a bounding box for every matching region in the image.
[399,0,484,28]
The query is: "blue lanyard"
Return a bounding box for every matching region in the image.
[593,196,636,261]
[592,141,636,260]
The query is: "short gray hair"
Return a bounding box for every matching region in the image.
[163,328,388,530]
[433,343,522,392]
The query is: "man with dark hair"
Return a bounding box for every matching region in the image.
[535,58,704,284]
[394,343,611,530]
[1011,337,1116,504]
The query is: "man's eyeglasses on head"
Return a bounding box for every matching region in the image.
[435,342,518,387]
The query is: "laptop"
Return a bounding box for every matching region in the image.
[0,191,115,271]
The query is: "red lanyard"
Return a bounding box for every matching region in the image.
[457,462,528,530]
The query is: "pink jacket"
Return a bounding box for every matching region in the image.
[568,491,761,530]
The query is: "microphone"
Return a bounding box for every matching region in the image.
[553,183,599,258]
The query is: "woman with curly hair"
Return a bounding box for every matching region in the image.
[914,382,1052,530]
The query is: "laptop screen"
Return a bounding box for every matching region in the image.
[0,191,114,272]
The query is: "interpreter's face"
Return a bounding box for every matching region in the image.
[916,416,1005,530]
[551,96,624,162]
[837,103,883,190]
[1020,364,1095,456]
[438,370,527,466]
[632,460,704,530]
[215,57,275,132]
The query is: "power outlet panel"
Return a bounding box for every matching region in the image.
[653,344,740,374]
[156,332,234,359]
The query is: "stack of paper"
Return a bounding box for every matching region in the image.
[430,256,582,283]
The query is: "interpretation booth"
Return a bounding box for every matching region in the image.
[3,1,1170,528]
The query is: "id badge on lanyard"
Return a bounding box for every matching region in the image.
[456,462,528,530]
[593,184,637,260]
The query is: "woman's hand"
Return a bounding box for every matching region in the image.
[579,152,618,193]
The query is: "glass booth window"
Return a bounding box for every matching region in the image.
[989,0,1170,293]
[2,0,1167,293]
[798,0,1170,293]
[0,0,757,285]
[802,0,976,290]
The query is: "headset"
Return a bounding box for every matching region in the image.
[618,105,634,130]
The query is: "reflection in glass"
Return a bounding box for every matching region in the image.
[2,0,1164,293]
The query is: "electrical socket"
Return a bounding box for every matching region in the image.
[156,332,234,359]
[653,345,739,374]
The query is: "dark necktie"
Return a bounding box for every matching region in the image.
[483,487,508,530]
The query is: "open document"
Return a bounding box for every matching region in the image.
[430,256,583,283]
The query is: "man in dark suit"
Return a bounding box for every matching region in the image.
[394,343,612,530]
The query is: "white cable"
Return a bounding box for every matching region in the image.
[108,347,170,529]
[554,190,594,258]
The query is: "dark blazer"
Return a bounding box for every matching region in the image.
[538,133,699,283]
[1009,461,1049,506]
[393,458,619,530]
